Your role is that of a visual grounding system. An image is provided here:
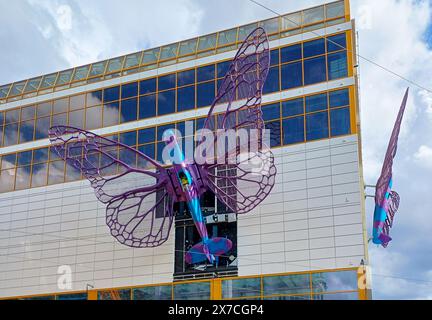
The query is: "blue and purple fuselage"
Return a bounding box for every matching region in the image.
[163,130,232,264]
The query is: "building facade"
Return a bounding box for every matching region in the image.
[0,0,370,300]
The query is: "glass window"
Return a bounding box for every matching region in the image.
[107,57,124,73]
[21,106,35,120]
[197,33,217,52]
[85,105,102,129]
[3,153,17,168]
[174,282,211,300]
[119,131,136,146]
[177,86,195,112]
[133,285,172,300]
[31,163,48,187]
[281,44,302,63]
[329,89,349,108]
[238,23,258,41]
[327,51,348,80]
[306,112,329,141]
[72,65,90,81]
[37,102,52,117]
[139,94,156,119]
[56,293,87,300]
[124,53,142,69]
[68,109,84,128]
[266,120,281,147]
[3,123,18,146]
[142,48,159,66]
[178,38,197,57]
[330,107,350,137]
[98,289,131,300]
[17,150,32,166]
[34,148,49,163]
[327,33,346,52]
[158,90,175,115]
[140,78,156,95]
[53,98,69,113]
[197,65,215,82]
[19,120,35,143]
[303,38,325,58]
[303,6,325,25]
[306,93,328,112]
[138,127,156,144]
[48,161,64,185]
[89,61,107,77]
[103,102,120,127]
[120,98,138,122]
[15,166,31,190]
[270,49,279,66]
[156,141,165,162]
[263,274,311,296]
[157,124,175,141]
[0,169,15,192]
[197,81,215,108]
[5,109,20,124]
[177,69,195,86]
[326,1,345,19]
[282,98,304,117]
[121,82,138,99]
[158,74,176,91]
[262,103,280,121]
[51,113,67,127]
[34,117,50,140]
[312,270,358,293]
[217,28,237,46]
[313,292,358,300]
[56,69,73,85]
[217,60,231,78]
[160,43,178,61]
[138,144,155,168]
[104,86,120,102]
[40,73,58,89]
[283,116,304,144]
[222,278,261,299]
[304,56,326,85]
[281,62,302,90]
[69,94,85,110]
[263,66,280,94]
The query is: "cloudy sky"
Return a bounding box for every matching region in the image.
[1,0,431,299]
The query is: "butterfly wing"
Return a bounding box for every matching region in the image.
[49,125,174,247]
[198,27,276,214]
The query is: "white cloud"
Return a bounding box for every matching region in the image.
[414,145,432,168]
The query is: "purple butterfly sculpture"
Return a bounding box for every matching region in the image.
[372,88,409,247]
[48,27,276,264]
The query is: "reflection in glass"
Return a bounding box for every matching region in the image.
[85,106,102,129]
[174,282,210,300]
[158,90,176,115]
[133,285,171,300]
[305,93,328,113]
[15,166,31,190]
[263,274,310,296]
[70,94,86,110]
[31,163,47,187]
[312,270,358,293]
[303,6,325,25]
[327,51,348,80]
[48,161,64,185]
[0,169,15,192]
[177,86,195,112]
[34,117,50,140]
[51,113,67,127]
[121,98,138,123]
[65,162,82,182]
[313,291,358,300]
[98,289,131,300]
[21,106,35,120]
[103,102,120,127]
[4,123,19,146]
[68,109,84,128]
[222,278,261,298]
[330,107,350,137]
[304,56,327,85]
[197,81,215,108]
[53,98,69,113]
[19,120,35,143]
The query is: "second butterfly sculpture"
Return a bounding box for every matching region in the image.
[49,28,277,264]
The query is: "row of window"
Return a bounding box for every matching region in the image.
[0,88,352,193]
[0,0,347,104]
[0,32,350,148]
[15,268,361,300]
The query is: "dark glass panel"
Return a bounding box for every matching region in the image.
[158,90,175,115]
[103,102,120,126]
[85,105,102,129]
[329,89,349,108]
[306,93,328,113]
[137,144,156,168]
[133,285,171,300]
[283,116,305,145]
[266,120,281,147]
[306,111,329,141]
[304,56,326,85]
[196,81,215,108]
[21,106,35,120]
[156,141,165,162]
[139,94,156,119]
[103,86,120,102]
[270,49,279,66]
[173,282,210,300]
[120,98,138,122]
[263,274,311,296]
[330,107,351,137]
[177,86,195,112]
[281,43,302,63]
[34,148,49,163]
[157,124,175,141]
[17,150,32,166]
[5,109,20,124]
[222,278,260,299]
[263,66,280,94]
[140,78,156,95]
[2,153,17,168]
[34,117,50,140]
[217,60,231,78]
[121,82,138,99]
[281,62,302,89]
[158,74,176,91]
[303,38,325,58]
[177,69,195,86]
[19,120,35,143]
[327,51,348,80]
[197,64,215,82]
[282,98,304,117]
[138,127,156,144]
[119,131,137,146]
[262,103,280,121]
[327,33,347,52]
